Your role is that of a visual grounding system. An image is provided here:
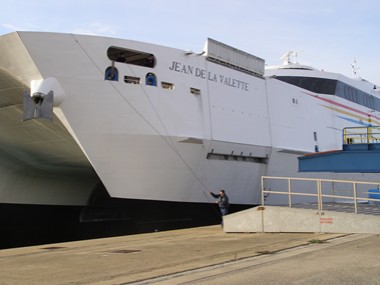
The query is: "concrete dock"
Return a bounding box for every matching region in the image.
[0,225,377,284]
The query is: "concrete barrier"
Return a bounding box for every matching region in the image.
[223,206,380,234]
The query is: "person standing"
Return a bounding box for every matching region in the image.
[209,190,230,216]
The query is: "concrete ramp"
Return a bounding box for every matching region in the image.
[223,206,380,234]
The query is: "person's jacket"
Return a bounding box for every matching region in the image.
[211,193,229,209]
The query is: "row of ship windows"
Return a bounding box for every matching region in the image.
[276,76,379,111]
[104,66,201,95]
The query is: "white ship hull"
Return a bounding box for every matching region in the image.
[0,31,379,212]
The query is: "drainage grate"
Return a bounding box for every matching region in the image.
[256,250,273,254]
[110,249,141,254]
[41,246,66,250]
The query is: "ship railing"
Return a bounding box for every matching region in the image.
[261,176,380,215]
[343,126,380,144]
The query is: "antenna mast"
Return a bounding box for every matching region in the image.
[351,58,360,78]
[280,51,303,65]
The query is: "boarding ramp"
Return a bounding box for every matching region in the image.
[224,176,380,234]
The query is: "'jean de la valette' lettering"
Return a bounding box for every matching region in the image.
[169,61,249,91]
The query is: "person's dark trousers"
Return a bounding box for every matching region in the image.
[220,207,228,227]
[220,208,228,216]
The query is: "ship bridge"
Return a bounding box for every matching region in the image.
[298,126,380,173]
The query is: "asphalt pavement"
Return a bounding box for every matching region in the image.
[0,225,376,285]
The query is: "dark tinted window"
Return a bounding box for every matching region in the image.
[275,76,380,111]
[275,76,337,95]
[107,46,155,68]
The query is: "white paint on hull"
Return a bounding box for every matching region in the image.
[0,31,379,207]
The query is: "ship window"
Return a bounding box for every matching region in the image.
[161,82,174,89]
[107,46,155,68]
[275,76,337,95]
[190,88,201,95]
[124,76,140,84]
[276,76,380,111]
[146,73,157,86]
[104,66,118,81]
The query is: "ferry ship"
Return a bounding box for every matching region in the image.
[0,32,379,242]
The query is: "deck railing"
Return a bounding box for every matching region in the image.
[261,176,380,214]
[343,126,380,144]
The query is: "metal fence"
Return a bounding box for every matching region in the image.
[261,176,380,214]
[343,126,380,144]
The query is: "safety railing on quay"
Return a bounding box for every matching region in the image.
[261,176,380,214]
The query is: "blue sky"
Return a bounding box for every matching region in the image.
[1,0,379,84]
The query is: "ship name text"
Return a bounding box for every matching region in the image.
[169,61,249,91]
